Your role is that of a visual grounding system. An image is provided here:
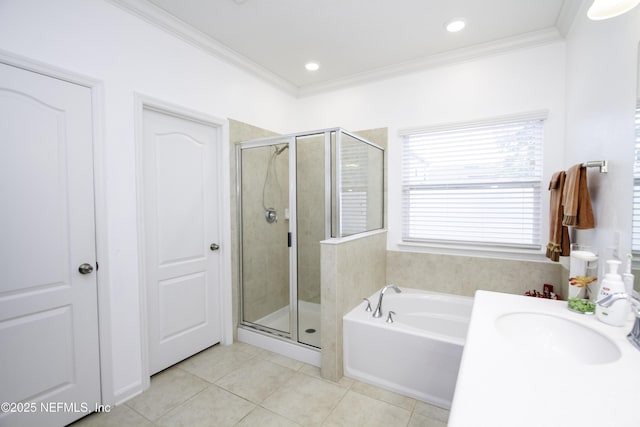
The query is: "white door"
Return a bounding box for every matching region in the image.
[0,63,100,426]
[143,107,222,375]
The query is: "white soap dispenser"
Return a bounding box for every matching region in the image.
[595,259,629,326]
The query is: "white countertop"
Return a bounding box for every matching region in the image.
[449,291,640,427]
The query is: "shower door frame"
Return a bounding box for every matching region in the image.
[236,136,299,341]
[236,128,383,348]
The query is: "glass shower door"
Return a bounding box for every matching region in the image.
[295,133,327,348]
[239,141,291,336]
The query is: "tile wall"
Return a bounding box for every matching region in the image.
[387,251,565,299]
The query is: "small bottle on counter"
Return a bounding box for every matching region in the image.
[595,259,630,326]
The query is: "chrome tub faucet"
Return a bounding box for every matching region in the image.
[373,284,401,318]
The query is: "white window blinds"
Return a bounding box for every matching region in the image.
[632,100,640,253]
[340,139,368,236]
[401,115,545,249]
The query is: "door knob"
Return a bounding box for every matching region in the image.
[78,263,94,275]
[210,243,220,251]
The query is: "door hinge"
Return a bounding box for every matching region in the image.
[288,232,292,248]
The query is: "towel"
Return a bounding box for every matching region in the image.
[562,164,595,229]
[546,171,570,261]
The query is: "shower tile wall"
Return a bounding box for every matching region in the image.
[240,145,290,323]
[229,119,279,336]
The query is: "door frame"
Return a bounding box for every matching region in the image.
[0,49,112,404]
[134,94,232,389]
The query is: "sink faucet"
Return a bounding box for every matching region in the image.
[596,292,629,308]
[597,291,640,351]
[372,284,401,318]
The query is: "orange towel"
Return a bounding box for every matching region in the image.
[562,164,595,229]
[546,171,570,261]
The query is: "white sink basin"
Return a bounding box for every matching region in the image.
[495,312,621,365]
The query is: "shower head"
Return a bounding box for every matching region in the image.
[275,145,289,155]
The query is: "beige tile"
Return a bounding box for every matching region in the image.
[177,343,256,383]
[334,375,354,388]
[125,367,208,421]
[236,407,301,427]
[413,401,450,423]
[264,351,305,371]
[233,342,273,359]
[408,413,448,427]
[323,390,411,427]
[70,404,152,427]
[299,362,322,378]
[155,385,255,427]
[349,380,416,411]
[215,359,295,403]
[300,364,353,388]
[262,372,347,426]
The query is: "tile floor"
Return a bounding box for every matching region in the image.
[72,342,449,427]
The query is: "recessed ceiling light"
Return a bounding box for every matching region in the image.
[446,19,466,33]
[305,62,319,71]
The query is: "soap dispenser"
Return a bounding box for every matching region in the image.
[595,259,629,326]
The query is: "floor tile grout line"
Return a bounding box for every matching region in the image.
[253,403,304,427]
[123,401,157,424]
[316,382,351,426]
[148,383,216,424]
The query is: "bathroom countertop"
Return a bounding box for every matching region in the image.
[448,290,640,427]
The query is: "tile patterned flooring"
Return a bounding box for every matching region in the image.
[72,342,449,427]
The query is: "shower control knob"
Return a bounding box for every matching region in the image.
[210,243,220,251]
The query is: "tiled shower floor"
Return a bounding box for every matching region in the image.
[256,302,321,348]
[72,342,449,426]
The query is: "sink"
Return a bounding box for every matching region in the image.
[495,312,621,365]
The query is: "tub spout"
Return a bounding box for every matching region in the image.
[373,284,401,318]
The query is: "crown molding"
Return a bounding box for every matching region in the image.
[297,27,564,97]
[107,0,568,98]
[556,0,584,36]
[105,0,298,96]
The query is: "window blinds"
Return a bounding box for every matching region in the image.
[401,117,545,249]
[340,138,368,236]
[632,101,640,253]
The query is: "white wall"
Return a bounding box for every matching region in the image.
[0,0,297,404]
[296,42,567,260]
[564,3,640,258]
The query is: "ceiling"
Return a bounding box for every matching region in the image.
[111,0,583,95]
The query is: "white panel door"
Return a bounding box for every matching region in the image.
[0,63,100,426]
[143,108,221,375]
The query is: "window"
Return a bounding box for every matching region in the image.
[632,100,640,253]
[401,113,546,249]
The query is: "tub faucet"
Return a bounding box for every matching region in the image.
[597,291,640,351]
[373,284,401,318]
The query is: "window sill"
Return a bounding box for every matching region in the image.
[394,241,550,263]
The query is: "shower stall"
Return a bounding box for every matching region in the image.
[236,128,384,352]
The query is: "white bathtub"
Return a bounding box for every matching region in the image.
[343,288,473,408]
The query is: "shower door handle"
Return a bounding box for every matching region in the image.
[210,243,220,251]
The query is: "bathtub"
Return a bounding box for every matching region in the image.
[343,287,473,409]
